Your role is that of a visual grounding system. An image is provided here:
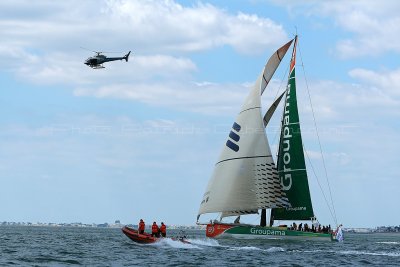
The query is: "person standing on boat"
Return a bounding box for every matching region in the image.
[160,222,167,237]
[151,222,160,237]
[298,223,303,231]
[334,224,344,242]
[138,219,145,234]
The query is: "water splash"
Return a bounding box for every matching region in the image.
[376,241,400,245]
[228,246,284,252]
[187,238,221,247]
[265,247,285,252]
[297,249,400,258]
[339,250,400,257]
[151,238,201,249]
[228,246,262,251]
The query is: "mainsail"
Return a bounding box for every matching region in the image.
[272,36,315,220]
[197,40,293,220]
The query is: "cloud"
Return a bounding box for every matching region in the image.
[349,68,400,97]
[16,53,197,85]
[293,66,400,127]
[103,0,288,54]
[0,0,289,102]
[72,61,400,118]
[269,0,400,58]
[329,3,400,58]
[74,80,249,115]
[3,0,400,226]
[0,0,288,58]
[0,114,220,224]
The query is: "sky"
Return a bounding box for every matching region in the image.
[0,0,399,228]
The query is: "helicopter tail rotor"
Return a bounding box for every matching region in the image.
[124,51,131,62]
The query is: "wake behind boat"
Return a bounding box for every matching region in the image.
[121,226,191,244]
[197,36,342,242]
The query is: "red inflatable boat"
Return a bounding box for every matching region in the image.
[122,226,159,244]
[122,226,191,244]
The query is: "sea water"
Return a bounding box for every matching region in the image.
[0,226,399,266]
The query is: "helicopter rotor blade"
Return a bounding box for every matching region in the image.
[99,51,124,54]
[80,47,99,53]
[80,47,124,54]
[80,47,129,58]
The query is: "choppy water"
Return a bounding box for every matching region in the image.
[1,226,399,266]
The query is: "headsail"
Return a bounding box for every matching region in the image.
[197,38,294,221]
[273,36,315,220]
[260,39,293,95]
[263,91,285,127]
[198,72,289,220]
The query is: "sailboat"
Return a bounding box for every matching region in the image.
[197,36,341,241]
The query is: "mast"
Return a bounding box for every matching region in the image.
[273,35,315,221]
[260,209,266,227]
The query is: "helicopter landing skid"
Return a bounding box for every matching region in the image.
[91,65,105,69]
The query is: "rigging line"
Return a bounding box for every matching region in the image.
[297,41,338,226]
[274,59,290,100]
[303,145,336,224]
[270,62,290,154]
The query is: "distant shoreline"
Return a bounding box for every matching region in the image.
[2,222,399,233]
[0,221,206,230]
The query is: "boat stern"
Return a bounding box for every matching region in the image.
[206,223,235,238]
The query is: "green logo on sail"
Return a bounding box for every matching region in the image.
[281,83,293,191]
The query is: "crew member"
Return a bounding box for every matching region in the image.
[160,222,167,237]
[151,221,160,237]
[138,219,145,234]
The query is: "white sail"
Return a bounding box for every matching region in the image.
[263,91,285,127]
[260,39,293,95]
[198,73,289,218]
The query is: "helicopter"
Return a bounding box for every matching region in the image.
[83,48,131,69]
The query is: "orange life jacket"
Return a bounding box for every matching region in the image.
[152,224,159,233]
[139,221,145,231]
[160,224,166,234]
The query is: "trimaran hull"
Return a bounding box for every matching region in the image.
[206,223,334,241]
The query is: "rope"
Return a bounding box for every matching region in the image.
[270,63,290,154]
[304,146,336,223]
[297,40,338,227]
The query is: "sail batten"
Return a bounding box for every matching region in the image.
[215,155,272,165]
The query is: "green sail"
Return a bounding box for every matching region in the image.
[273,45,315,220]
